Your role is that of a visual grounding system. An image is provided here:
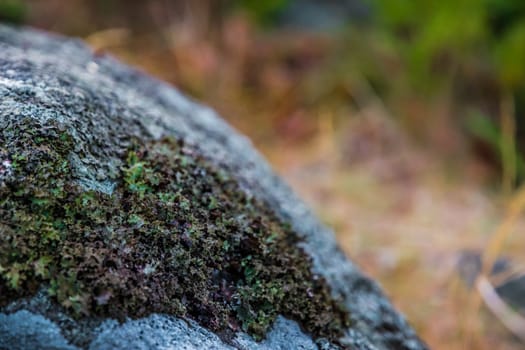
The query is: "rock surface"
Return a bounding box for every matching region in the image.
[0,25,427,350]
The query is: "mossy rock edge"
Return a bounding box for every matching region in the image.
[0,24,427,350]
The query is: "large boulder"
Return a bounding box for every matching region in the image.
[0,25,427,350]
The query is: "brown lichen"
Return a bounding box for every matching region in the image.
[0,118,350,343]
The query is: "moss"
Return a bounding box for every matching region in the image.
[0,118,350,344]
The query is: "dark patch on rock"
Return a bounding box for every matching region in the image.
[0,118,349,344]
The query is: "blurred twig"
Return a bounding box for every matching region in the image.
[483,186,525,277]
[500,91,517,196]
[476,275,525,342]
[464,183,525,347]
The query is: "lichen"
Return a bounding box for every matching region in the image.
[0,118,350,344]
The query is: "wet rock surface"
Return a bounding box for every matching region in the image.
[0,25,427,350]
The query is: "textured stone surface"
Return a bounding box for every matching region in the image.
[0,24,427,349]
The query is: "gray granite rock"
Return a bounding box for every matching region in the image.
[0,25,427,350]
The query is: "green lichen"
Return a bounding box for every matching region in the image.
[0,118,350,343]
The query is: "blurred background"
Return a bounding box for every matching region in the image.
[3,0,525,348]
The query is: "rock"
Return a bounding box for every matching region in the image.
[0,24,427,350]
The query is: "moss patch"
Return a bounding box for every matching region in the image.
[0,118,350,343]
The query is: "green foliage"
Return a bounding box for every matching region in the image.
[466,111,525,180]
[368,0,525,92]
[494,21,525,88]
[0,0,26,24]
[465,112,500,151]
[342,0,525,186]
[372,0,487,91]
[232,0,289,26]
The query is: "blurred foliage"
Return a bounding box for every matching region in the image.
[232,0,289,26]
[466,111,525,180]
[466,113,501,158]
[372,0,525,90]
[352,0,525,187]
[0,0,26,24]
